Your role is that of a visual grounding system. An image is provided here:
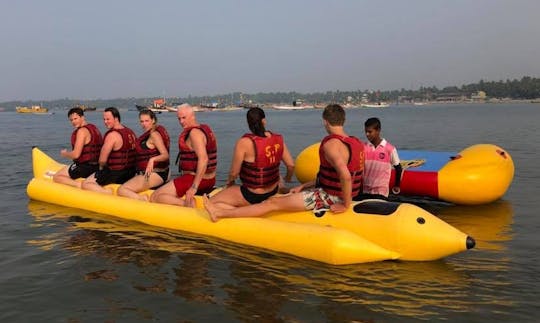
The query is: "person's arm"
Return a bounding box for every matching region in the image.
[98,132,119,169]
[391,148,402,194]
[226,138,248,186]
[281,142,295,182]
[187,128,209,191]
[146,131,170,174]
[61,127,89,160]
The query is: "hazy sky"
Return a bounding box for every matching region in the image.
[1,0,539,101]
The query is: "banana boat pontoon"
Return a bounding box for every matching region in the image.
[26,147,475,265]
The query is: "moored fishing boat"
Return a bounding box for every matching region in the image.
[73,104,97,112]
[295,143,514,205]
[272,105,308,110]
[16,105,49,114]
[135,98,172,113]
[361,102,390,108]
[26,147,474,265]
[273,100,314,110]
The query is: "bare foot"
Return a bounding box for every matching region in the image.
[203,194,220,222]
[184,198,195,208]
[139,194,149,202]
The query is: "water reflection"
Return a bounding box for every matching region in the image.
[217,245,469,318]
[173,253,215,303]
[27,201,219,303]
[26,200,516,319]
[223,256,289,321]
[427,200,514,251]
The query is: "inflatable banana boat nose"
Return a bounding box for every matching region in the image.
[269,200,474,261]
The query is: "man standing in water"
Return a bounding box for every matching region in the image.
[204,104,364,221]
[81,107,137,194]
[151,104,217,207]
[53,107,103,188]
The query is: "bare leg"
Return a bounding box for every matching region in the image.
[53,166,82,189]
[150,181,186,206]
[81,174,113,194]
[118,174,162,201]
[208,185,247,210]
[203,193,306,222]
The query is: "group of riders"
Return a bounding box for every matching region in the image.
[53,104,402,222]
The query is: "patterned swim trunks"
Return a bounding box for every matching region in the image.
[302,188,343,217]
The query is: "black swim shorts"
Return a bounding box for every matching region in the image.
[68,163,99,179]
[95,168,136,186]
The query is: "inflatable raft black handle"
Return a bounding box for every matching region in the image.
[466,236,476,249]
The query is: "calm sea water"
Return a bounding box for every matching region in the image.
[1,103,539,322]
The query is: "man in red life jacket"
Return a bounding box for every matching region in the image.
[81,107,137,194]
[204,104,364,222]
[151,104,217,207]
[53,107,103,188]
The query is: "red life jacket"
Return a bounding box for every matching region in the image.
[135,125,170,171]
[105,127,137,170]
[317,134,364,198]
[177,124,217,174]
[239,132,284,189]
[71,123,103,164]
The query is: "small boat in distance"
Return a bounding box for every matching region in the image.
[16,105,49,114]
[239,103,260,109]
[135,98,170,113]
[73,104,96,112]
[361,102,390,108]
[273,100,314,110]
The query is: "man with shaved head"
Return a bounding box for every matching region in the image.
[151,104,218,207]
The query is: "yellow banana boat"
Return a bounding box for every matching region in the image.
[26,147,474,265]
[295,143,514,205]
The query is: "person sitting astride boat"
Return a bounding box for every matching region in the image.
[355,117,402,201]
[81,107,137,194]
[150,104,217,207]
[117,109,170,201]
[53,107,103,188]
[204,104,364,222]
[207,107,295,211]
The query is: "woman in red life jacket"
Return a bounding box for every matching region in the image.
[118,109,170,201]
[53,107,103,188]
[206,107,295,212]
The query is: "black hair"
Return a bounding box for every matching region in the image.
[365,117,381,130]
[104,107,121,122]
[68,107,84,117]
[246,107,266,137]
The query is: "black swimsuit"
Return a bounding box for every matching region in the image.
[240,185,279,204]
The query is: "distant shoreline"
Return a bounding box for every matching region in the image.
[396,98,540,105]
[1,98,539,112]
